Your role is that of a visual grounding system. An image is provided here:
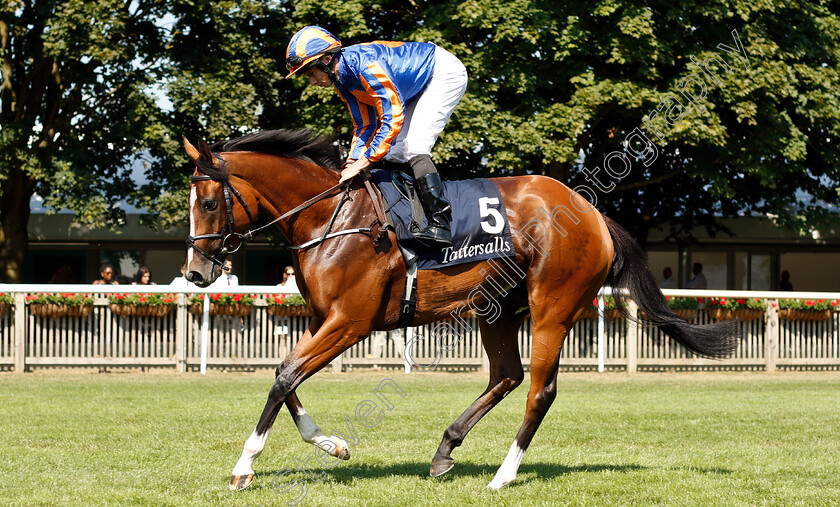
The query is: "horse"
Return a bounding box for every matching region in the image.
[182,129,740,491]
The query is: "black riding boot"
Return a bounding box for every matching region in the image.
[409,155,452,247]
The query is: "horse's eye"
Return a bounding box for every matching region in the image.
[201,199,217,211]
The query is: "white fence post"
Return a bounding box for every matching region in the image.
[200,295,210,374]
[175,294,187,372]
[766,300,778,372]
[627,300,638,373]
[13,293,25,373]
[403,327,413,374]
[597,293,605,373]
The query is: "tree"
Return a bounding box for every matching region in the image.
[0,0,289,282]
[0,0,172,282]
[282,0,840,247]
[4,1,839,283]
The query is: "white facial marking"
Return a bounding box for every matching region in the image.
[188,186,197,267]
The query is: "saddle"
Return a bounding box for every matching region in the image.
[361,168,516,327]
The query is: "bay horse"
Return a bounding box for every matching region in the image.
[182,129,740,491]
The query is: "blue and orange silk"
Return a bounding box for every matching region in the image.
[333,41,436,162]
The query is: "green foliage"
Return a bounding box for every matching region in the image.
[108,293,176,306]
[591,295,619,310]
[778,298,839,311]
[266,293,306,306]
[188,293,255,306]
[3,0,840,280]
[25,293,93,306]
[666,297,701,310]
[0,293,13,304]
[709,297,768,310]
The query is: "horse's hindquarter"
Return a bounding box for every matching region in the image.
[412,175,613,324]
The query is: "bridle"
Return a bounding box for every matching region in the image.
[187,153,371,268]
[187,171,257,268]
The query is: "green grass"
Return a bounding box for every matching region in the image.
[1,370,839,506]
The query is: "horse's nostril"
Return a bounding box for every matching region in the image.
[187,271,204,284]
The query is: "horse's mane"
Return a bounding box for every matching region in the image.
[197,129,342,178]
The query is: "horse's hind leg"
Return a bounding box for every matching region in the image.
[286,391,351,459]
[486,308,573,489]
[430,308,525,477]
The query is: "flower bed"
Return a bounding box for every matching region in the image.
[580,296,623,320]
[26,293,94,318]
[266,294,311,317]
[708,297,767,321]
[109,293,176,317]
[0,293,13,315]
[189,294,255,317]
[778,299,838,321]
[666,297,703,320]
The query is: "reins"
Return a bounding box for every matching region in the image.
[188,155,386,266]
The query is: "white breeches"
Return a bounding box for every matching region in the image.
[384,46,468,163]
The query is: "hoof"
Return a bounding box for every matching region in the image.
[486,476,512,490]
[229,474,254,491]
[334,440,351,460]
[322,438,351,460]
[429,458,455,477]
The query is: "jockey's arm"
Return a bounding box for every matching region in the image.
[339,155,372,183]
[357,61,405,162]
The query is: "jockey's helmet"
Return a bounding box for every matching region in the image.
[285,26,342,79]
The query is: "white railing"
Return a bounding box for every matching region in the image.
[0,285,838,373]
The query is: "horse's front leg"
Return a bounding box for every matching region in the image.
[229,318,368,491]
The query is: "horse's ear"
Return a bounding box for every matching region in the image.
[197,139,215,164]
[183,136,200,163]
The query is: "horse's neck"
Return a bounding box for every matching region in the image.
[230,152,340,233]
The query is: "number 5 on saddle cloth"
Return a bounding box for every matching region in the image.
[370,169,516,270]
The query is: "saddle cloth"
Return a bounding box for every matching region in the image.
[369,169,515,270]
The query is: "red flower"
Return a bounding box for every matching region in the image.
[832,301,838,307]
[211,294,221,301]
[771,302,777,308]
[737,298,746,305]
[163,297,173,303]
[138,296,146,303]
[697,298,705,304]
[592,298,597,307]
[806,300,814,306]
[117,294,125,300]
[818,299,824,303]
[233,294,242,302]
[710,299,719,305]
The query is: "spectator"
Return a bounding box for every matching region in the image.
[685,262,707,289]
[92,262,119,285]
[132,266,155,285]
[660,267,676,289]
[210,259,239,288]
[779,270,794,291]
[48,264,77,284]
[277,265,300,294]
[170,266,198,288]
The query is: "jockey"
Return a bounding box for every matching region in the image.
[285,25,468,247]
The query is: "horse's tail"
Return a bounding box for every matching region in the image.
[603,216,740,358]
